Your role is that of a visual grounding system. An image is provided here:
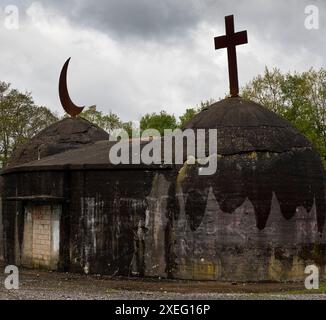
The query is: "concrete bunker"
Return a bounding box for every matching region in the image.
[1,98,325,282]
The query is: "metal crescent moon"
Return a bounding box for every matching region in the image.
[59,57,85,117]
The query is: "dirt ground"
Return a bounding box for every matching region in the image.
[0,266,325,300]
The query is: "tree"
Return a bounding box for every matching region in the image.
[178,99,216,128]
[242,67,326,166]
[121,121,134,138]
[80,105,122,133]
[179,108,197,128]
[140,111,177,136]
[0,82,58,167]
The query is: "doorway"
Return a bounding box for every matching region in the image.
[21,203,61,270]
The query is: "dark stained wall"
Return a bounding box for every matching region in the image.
[1,155,325,281]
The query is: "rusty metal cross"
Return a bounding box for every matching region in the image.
[214,15,248,97]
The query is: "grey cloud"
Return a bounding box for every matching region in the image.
[0,0,324,122]
[41,0,325,70]
[48,0,325,41]
[202,0,325,62]
[37,0,202,41]
[13,0,326,56]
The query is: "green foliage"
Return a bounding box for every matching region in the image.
[80,105,121,133]
[121,121,136,138]
[242,67,326,167]
[140,110,177,136]
[178,99,216,128]
[139,99,216,134]
[179,108,197,128]
[0,81,58,167]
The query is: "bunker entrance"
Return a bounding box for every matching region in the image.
[21,203,61,270]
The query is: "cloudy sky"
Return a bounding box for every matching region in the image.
[0,0,324,121]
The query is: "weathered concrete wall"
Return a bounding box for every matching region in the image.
[143,173,171,278]
[171,187,325,281]
[167,148,326,281]
[1,159,325,282]
[67,169,167,276]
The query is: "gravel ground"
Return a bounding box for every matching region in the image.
[0,267,325,300]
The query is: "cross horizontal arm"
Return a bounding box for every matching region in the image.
[233,30,248,46]
[214,31,248,50]
[214,35,227,49]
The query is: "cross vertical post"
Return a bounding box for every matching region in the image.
[214,15,248,97]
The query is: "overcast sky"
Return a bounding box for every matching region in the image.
[0,0,324,121]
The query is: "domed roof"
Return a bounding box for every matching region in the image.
[7,117,110,167]
[183,97,311,154]
[180,97,325,231]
